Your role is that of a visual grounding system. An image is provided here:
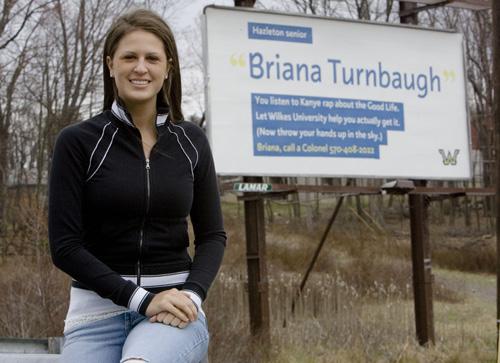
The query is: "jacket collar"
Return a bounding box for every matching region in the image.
[111,99,169,129]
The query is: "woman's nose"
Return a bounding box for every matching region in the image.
[133,58,147,73]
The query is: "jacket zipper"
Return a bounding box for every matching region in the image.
[135,120,163,286]
[137,157,151,286]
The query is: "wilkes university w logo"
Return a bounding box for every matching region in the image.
[438,149,460,165]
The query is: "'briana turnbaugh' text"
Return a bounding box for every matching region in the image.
[248,52,441,99]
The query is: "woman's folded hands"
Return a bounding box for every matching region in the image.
[145,288,198,329]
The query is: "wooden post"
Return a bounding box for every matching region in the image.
[234,0,256,7]
[243,176,271,342]
[399,1,435,346]
[399,1,418,25]
[409,180,435,345]
[233,0,270,343]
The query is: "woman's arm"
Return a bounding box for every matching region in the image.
[49,125,158,315]
[181,129,227,305]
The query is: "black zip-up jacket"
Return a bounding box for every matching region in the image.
[48,102,226,315]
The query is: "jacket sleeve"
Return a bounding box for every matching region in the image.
[183,131,226,301]
[48,125,154,315]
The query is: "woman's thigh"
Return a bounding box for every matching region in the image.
[121,314,209,363]
[60,314,126,363]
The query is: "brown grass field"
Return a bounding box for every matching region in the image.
[0,193,496,362]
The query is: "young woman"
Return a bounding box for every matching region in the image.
[48,9,226,363]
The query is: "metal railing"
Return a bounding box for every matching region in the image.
[0,337,62,363]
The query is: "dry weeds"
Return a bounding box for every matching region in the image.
[0,196,495,362]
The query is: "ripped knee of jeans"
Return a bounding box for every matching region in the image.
[121,358,149,363]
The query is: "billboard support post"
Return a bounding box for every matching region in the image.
[399,1,435,346]
[409,180,435,345]
[243,175,271,344]
[234,0,270,347]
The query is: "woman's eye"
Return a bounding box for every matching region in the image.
[148,57,159,62]
[123,55,135,60]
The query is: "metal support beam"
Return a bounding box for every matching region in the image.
[396,0,491,11]
[291,180,351,314]
[399,1,452,18]
[223,181,495,197]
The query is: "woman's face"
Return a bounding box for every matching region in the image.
[107,29,168,108]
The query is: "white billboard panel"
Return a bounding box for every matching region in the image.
[203,6,472,180]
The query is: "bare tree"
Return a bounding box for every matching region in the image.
[260,0,341,16]
[1,0,189,255]
[1,0,129,254]
[419,7,493,227]
[0,0,48,50]
[0,0,46,253]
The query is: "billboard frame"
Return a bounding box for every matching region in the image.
[202,5,474,181]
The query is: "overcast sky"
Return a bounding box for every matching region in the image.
[162,0,235,118]
[169,0,235,29]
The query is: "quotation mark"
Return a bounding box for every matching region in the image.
[443,70,456,81]
[230,54,246,67]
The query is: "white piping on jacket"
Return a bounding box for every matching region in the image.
[87,122,112,174]
[167,125,194,179]
[112,100,168,127]
[171,123,199,168]
[85,127,119,182]
[111,102,134,128]
[121,271,189,288]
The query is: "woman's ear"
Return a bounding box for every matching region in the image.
[106,56,114,77]
[166,58,173,74]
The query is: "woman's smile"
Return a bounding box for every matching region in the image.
[130,79,151,85]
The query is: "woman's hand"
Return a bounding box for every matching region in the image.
[149,311,189,329]
[145,288,198,324]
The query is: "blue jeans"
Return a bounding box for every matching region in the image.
[61,311,209,363]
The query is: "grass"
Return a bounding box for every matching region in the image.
[0,195,497,362]
[205,198,496,362]
[205,268,496,362]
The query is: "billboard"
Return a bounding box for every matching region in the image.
[203,6,471,180]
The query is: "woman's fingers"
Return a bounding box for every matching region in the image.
[146,288,198,322]
[162,313,175,325]
[156,312,168,322]
[170,317,181,327]
[169,290,197,321]
[176,299,197,322]
[165,304,190,322]
[180,293,198,320]
[150,312,190,329]
[181,294,199,321]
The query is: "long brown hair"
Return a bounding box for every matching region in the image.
[102,9,184,122]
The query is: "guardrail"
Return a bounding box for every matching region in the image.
[0,337,62,363]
